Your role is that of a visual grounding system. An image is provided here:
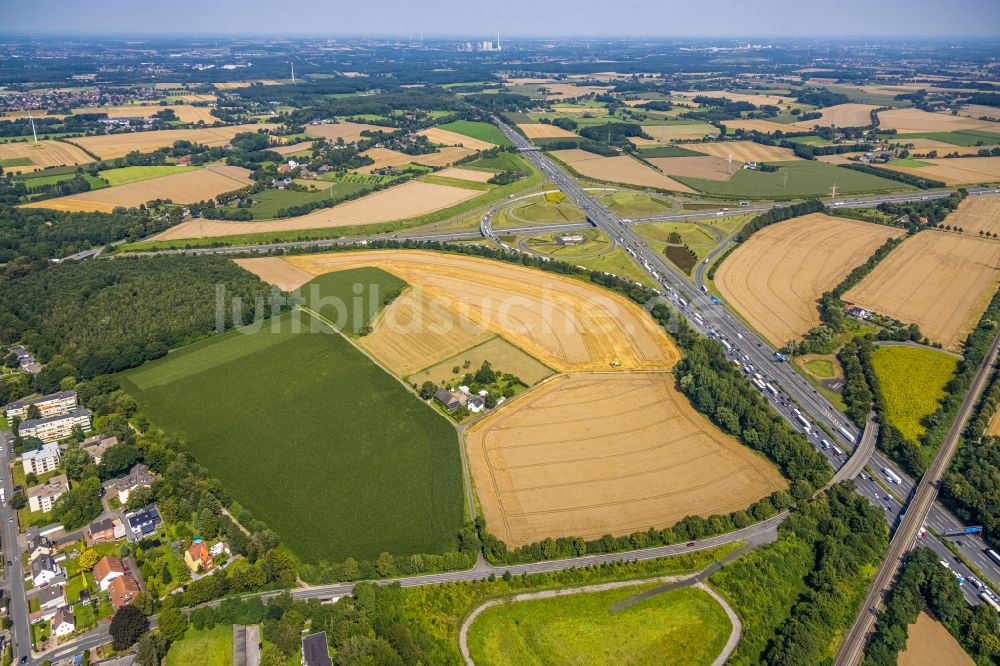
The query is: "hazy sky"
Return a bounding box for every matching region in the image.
[5,0,1000,38]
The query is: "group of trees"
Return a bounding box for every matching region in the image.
[864,548,1000,665]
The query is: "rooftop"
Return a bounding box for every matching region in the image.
[5,390,76,411]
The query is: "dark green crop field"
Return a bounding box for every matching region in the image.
[118,302,464,563]
[437,120,513,146]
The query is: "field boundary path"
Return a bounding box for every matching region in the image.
[457,570,744,666]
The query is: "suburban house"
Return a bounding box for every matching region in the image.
[108,574,141,610]
[25,527,52,560]
[124,505,162,542]
[52,606,75,637]
[17,409,92,443]
[93,556,126,592]
[81,435,118,464]
[85,517,126,545]
[30,584,65,611]
[433,387,461,411]
[115,463,155,504]
[184,540,214,574]
[30,553,62,587]
[4,390,78,421]
[22,442,61,475]
[301,632,332,666]
[468,396,485,413]
[27,474,69,513]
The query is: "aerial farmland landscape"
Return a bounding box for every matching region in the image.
[1,1,1000,665]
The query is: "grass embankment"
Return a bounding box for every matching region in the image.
[467,586,731,666]
[118,271,464,563]
[871,345,959,443]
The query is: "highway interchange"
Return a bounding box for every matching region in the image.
[4,125,1000,663]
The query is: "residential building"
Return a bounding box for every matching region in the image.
[468,396,485,413]
[124,505,162,542]
[52,606,75,637]
[93,556,126,592]
[27,474,69,513]
[4,390,77,421]
[85,517,126,545]
[22,442,61,476]
[81,435,117,464]
[184,540,214,574]
[30,553,62,587]
[17,409,91,443]
[108,574,141,610]
[115,463,155,504]
[24,527,52,560]
[29,585,65,611]
[301,633,332,666]
[433,388,460,411]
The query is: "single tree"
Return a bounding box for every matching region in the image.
[109,604,148,650]
[78,549,99,572]
[156,608,188,643]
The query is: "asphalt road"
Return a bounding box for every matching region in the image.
[0,429,31,666]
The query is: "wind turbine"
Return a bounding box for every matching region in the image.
[830,182,839,201]
[727,153,734,175]
[27,110,38,146]
[290,62,296,84]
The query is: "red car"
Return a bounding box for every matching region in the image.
[686,542,695,547]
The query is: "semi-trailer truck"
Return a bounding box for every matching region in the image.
[838,426,856,443]
[794,413,811,432]
[882,467,902,484]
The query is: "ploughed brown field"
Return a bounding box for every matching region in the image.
[154,180,479,239]
[466,373,786,546]
[241,250,681,372]
[716,213,904,346]
[844,230,1000,350]
[23,164,253,213]
[647,155,735,181]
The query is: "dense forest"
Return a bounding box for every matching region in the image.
[0,256,282,383]
[863,548,1000,665]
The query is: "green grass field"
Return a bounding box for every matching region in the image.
[165,626,233,666]
[98,165,198,187]
[597,191,673,217]
[436,120,512,147]
[118,297,464,562]
[804,358,836,378]
[674,160,915,199]
[499,197,585,226]
[243,180,372,219]
[881,129,1000,147]
[572,246,659,289]
[0,157,31,167]
[521,227,613,258]
[637,145,706,157]
[294,267,406,335]
[871,345,958,443]
[467,586,731,666]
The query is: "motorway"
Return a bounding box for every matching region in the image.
[835,327,1000,664]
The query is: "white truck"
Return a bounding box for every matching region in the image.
[882,467,902,484]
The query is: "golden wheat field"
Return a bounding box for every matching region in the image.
[550,149,696,192]
[0,139,94,173]
[417,127,495,151]
[69,124,276,160]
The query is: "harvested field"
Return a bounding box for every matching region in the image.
[844,230,1000,350]
[517,123,579,139]
[551,105,609,115]
[23,164,253,213]
[70,124,275,160]
[716,213,903,346]
[640,124,719,142]
[466,373,785,546]
[725,119,803,135]
[303,120,393,143]
[877,108,998,133]
[233,256,314,292]
[255,250,682,372]
[938,196,1000,237]
[904,139,1000,156]
[794,103,879,128]
[647,155,735,181]
[899,612,974,666]
[270,141,315,155]
[538,83,608,99]
[880,157,1000,185]
[418,127,495,151]
[550,150,696,193]
[358,288,494,376]
[154,180,480,239]
[433,167,495,182]
[408,336,553,387]
[355,146,475,173]
[673,90,795,107]
[959,104,1000,121]
[72,104,218,124]
[0,139,93,173]
[689,141,797,162]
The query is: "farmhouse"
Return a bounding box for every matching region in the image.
[21,443,61,476]
[4,390,78,421]
[85,517,126,546]
[433,387,461,411]
[30,553,62,587]
[108,574,141,610]
[184,540,214,574]
[52,606,75,637]
[124,505,162,542]
[93,556,126,591]
[301,632,332,666]
[114,463,155,504]
[27,474,69,513]
[17,409,92,443]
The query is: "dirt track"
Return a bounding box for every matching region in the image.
[716,213,903,346]
[241,250,680,372]
[844,230,1000,350]
[466,373,785,546]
